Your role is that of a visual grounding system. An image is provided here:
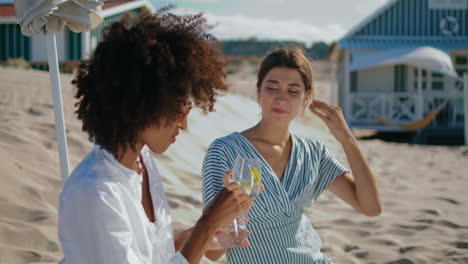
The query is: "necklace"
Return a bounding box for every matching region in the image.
[136,155,143,176]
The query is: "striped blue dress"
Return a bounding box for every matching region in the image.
[202,132,348,264]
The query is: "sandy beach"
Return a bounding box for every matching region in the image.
[0,59,467,264]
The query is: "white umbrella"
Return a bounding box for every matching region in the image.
[349,46,459,78]
[14,0,104,183]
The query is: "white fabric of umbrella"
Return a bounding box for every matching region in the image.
[14,0,104,183]
[349,46,459,78]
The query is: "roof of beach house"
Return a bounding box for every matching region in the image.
[338,0,468,51]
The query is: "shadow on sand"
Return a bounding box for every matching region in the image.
[357,130,467,151]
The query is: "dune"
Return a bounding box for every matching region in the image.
[1,60,467,264]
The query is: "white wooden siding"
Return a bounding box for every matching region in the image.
[356,66,395,92]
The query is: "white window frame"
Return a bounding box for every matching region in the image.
[407,66,452,93]
[452,51,468,77]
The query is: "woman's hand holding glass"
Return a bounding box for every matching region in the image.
[201,170,252,233]
[214,157,263,248]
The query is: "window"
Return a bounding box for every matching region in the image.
[431,72,445,90]
[455,56,468,66]
[394,64,407,92]
[350,71,358,92]
[454,54,468,74]
[411,68,451,92]
[412,68,427,91]
[453,53,468,89]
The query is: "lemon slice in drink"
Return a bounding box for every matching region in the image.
[251,167,261,186]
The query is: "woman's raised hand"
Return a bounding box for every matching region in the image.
[309,100,354,144]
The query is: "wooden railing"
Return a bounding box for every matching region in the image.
[348,91,464,129]
[349,92,419,123]
[423,92,464,128]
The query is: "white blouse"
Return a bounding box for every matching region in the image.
[58,145,188,264]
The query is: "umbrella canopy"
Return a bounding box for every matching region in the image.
[349,46,459,78]
[15,0,103,35]
[14,0,104,182]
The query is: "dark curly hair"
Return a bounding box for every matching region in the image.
[73,7,228,157]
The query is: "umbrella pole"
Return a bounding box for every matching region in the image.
[46,31,71,183]
[464,73,468,146]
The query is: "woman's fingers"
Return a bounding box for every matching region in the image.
[211,172,265,226]
[224,187,250,208]
[223,184,249,200]
[310,100,345,124]
[258,184,265,195]
[204,182,255,228]
[237,217,249,225]
[224,181,240,191]
[311,101,336,116]
[223,169,234,185]
[235,230,251,248]
[313,100,337,109]
[309,100,353,143]
[310,107,329,121]
[239,240,250,248]
[239,197,253,210]
[313,100,340,112]
[237,192,250,203]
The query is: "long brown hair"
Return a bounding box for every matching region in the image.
[257,47,314,102]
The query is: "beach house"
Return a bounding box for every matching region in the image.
[329,0,468,143]
[0,0,154,70]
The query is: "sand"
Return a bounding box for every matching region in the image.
[0,60,467,264]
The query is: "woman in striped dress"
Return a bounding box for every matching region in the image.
[202,48,382,263]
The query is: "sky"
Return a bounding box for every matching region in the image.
[152,0,390,45]
[1,0,391,45]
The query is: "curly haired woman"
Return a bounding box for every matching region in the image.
[57,9,255,264]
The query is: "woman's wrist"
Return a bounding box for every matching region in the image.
[196,214,219,236]
[180,216,218,262]
[339,134,358,149]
